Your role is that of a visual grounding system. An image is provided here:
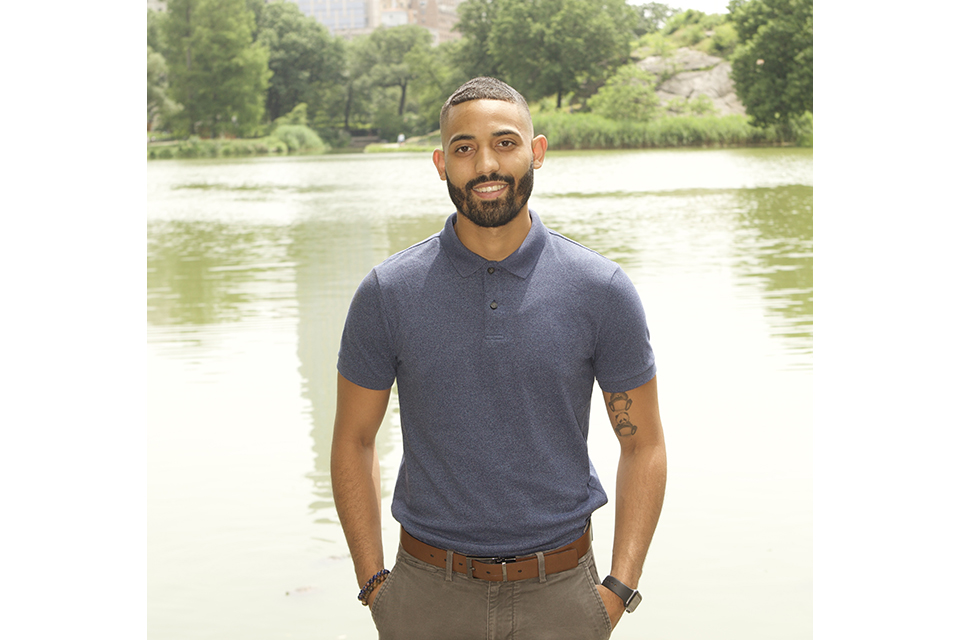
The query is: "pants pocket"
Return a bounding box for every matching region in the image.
[369,566,398,626]
[581,556,613,639]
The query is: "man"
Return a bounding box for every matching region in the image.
[331,77,666,639]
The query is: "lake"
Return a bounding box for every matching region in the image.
[148,146,812,640]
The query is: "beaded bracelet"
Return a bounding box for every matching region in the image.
[358,569,390,606]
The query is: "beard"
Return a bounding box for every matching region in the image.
[447,162,535,228]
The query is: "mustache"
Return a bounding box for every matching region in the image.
[465,173,516,191]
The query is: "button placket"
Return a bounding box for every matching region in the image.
[484,264,503,339]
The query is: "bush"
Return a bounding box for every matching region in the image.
[708,22,738,57]
[588,65,660,122]
[638,32,676,58]
[789,111,813,147]
[532,111,789,150]
[148,132,309,160]
[273,124,328,153]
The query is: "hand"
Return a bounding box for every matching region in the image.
[597,584,626,629]
[366,580,385,608]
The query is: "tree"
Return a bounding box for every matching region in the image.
[631,2,679,37]
[164,0,271,137]
[451,0,502,79]
[728,0,812,128]
[339,36,375,131]
[148,8,168,56]
[255,1,344,122]
[407,39,470,132]
[588,64,660,121]
[148,46,182,130]
[483,0,634,109]
[362,25,434,116]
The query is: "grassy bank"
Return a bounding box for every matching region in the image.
[147,125,329,160]
[532,112,812,150]
[359,113,811,154]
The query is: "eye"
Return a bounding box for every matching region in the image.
[455,145,472,154]
[497,139,517,148]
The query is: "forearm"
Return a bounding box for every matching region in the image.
[331,436,385,586]
[609,441,667,588]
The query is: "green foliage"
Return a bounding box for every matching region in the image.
[164,0,271,138]
[405,40,469,132]
[273,102,309,126]
[665,94,718,117]
[147,131,337,159]
[532,111,785,149]
[148,9,168,56]
[663,9,705,35]
[707,22,738,57]
[587,65,660,122]
[638,31,677,58]
[729,0,812,128]
[256,1,345,123]
[789,111,813,147]
[272,124,328,152]
[361,25,435,116]
[148,46,183,130]
[631,3,679,38]
[451,0,502,79]
[457,0,634,109]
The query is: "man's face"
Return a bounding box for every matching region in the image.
[433,100,547,228]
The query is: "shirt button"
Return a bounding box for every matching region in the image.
[490,301,498,309]
[487,267,495,274]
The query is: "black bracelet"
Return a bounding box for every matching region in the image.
[358,569,390,606]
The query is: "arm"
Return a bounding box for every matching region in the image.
[596,375,667,628]
[330,373,392,601]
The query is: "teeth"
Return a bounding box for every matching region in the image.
[474,184,505,193]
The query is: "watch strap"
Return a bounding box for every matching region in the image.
[601,575,642,613]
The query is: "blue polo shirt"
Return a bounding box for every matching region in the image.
[338,211,655,556]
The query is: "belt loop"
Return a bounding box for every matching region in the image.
[445,550,454,582]
[536,551,547,583]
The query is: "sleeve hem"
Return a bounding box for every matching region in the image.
[597,363,657,394]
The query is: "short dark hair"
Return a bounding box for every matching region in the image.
[439,77,531,130]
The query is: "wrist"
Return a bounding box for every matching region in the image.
[601,575,642,613]
[358,568,390,606]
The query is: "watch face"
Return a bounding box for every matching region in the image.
[625,591,642,613]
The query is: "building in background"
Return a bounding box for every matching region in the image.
[375,0,463,44]
[149,0,466,44]
[292,0,378,37]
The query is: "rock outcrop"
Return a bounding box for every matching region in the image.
[637,47,746,116]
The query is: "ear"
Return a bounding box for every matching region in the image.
[531,135,548,169]
[432,149,447,181]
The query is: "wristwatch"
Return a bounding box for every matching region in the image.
[601,575,642,613]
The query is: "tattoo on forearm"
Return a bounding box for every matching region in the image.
[607,392,637,437]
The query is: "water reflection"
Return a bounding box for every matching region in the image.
[147,219,295,329]
[732,185,813,361]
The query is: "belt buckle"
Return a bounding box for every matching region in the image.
[466,555,517,582]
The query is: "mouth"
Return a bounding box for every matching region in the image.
[471,182,509,199]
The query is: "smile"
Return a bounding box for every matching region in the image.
[473,183,507,194]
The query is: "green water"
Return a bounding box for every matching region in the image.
[148,147,812,639]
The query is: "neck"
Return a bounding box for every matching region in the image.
[453,208,532,261]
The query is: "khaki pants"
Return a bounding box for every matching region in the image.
[370,545,613,640]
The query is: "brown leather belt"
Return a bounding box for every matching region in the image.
[400,525,591,582]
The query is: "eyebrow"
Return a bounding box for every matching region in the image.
[447,129,523,147]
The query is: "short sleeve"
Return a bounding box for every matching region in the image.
[593,267,656,393]
[337,269,398,391]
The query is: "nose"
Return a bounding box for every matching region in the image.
[475,146,499,176]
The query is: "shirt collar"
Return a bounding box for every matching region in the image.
[439,210,547,279]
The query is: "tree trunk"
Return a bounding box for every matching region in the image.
[556,80,563,110]
[344,84,353,130]
[398,81,407,116]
